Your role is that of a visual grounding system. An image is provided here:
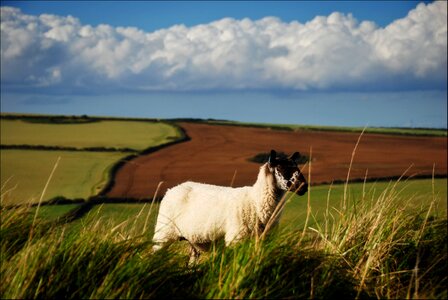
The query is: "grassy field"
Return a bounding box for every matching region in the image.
[65,203,161,239]
[289,124,447,136]
[204,119,447,136]
[30,178,447,233]
[1,150,129,205]
[0,118,183,204]
[1,114,446,297]
[280,178,447,230]
[2,178,446,299]
[0,119,180,150]
[33,204,81,220]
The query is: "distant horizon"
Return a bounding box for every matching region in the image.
[2,89,447,129]
[1,111,447,131]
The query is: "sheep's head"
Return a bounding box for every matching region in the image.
[268,149,308,196]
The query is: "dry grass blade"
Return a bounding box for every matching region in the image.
[343,127,366,210]
[298,147,312,247]
[30,156,61,239]
[143,181,163,234]
[230,169,238,188]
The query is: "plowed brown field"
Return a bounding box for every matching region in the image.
[107,122,447,199]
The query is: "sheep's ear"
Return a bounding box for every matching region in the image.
[268,150,277,164]
[289,152,301,164]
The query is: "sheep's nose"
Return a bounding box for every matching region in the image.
[298,183,308,196]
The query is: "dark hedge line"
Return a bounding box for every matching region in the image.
[1,195,146,208]
[1,196,153,224]
[0,113,161,124]
[0,144,138,153]
[1,114,99,124]
[1,197,86,210]
[3,113,446,135]
[318,173,447,186]
[53,196,156,224]
[168,118,294,131]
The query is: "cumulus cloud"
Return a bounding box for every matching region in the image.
[1,1,446,93]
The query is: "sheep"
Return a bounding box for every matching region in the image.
[152,150,308,261]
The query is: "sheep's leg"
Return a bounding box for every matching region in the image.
[152,224,177,252]
[188,244,201,265]
[187,242,211,265]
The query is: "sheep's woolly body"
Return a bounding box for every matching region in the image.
[152,163,284,248]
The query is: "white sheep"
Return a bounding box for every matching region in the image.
[152,150,308,261]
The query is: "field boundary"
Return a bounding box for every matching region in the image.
[2,114,446,209]
[2,175,445,226]
[3,113,445,137]
[1,116,188,204]
[3,173,445,209]
[168,118,448,137]
[0,144,138,153]
[94,172,448,202]
[96,122,191,197]
[0,113,160,123]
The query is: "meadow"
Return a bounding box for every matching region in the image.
[1,150,127,204]
[202,119,448,137]
[1,177,446,299]
[0,116,182,204]
[32,178,447,233]
[0,118,180,150]
[280,178,447,230]
[1,114,446,298]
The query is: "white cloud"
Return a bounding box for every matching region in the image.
[1,1,446,93]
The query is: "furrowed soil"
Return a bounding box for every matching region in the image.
[107,122,447,199]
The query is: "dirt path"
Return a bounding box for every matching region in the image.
[107,122,447,199]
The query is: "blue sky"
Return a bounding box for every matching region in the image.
[2,1,432,30]
[1,1,447,128]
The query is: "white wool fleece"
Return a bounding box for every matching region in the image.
[152,163,283,248]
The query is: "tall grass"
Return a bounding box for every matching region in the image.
[1,204,190,299]
[2,191,445,299]
[1,152,446,298]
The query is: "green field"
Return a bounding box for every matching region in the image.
[67,203,160,238]
[0,119,180,150]
[4,178,445,299]
[32,178,447,233]
[0,118,182,204]
[204,119,447,136]
[280,178,447,230]
[1,114,446,298]
[33,204,81,220]
[1,150,129,204]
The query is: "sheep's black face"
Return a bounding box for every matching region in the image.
[268,150,308,196]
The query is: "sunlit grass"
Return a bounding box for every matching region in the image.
[205,119,447,136]
[24,178,447,233]
[0,119,180,150]
[1,176,446,298]
[1,150,129,204]
[280,178,447,230]
[1,122,446,298]
[0,118,184,204]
